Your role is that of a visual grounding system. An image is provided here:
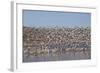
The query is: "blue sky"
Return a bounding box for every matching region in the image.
[23,10,91,28]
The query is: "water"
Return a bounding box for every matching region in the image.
[23,50,91,62]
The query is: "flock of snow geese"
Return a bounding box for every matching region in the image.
[23,26,91,57]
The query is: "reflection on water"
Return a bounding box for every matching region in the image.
[23,50,91,62]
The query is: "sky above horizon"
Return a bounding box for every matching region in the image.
[23,10,91,28]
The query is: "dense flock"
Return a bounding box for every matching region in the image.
[23,26,91,57]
